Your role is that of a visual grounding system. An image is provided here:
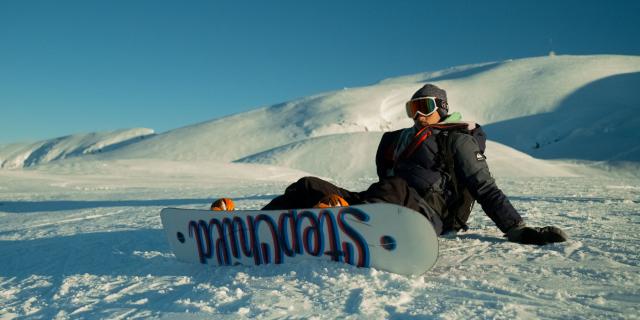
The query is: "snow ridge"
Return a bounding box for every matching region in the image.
[0,128,155,169]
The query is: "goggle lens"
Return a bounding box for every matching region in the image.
[406,97,439,118]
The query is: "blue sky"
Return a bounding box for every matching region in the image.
[1,0,639,144]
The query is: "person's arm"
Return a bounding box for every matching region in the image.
[450,133,567,244]
[375,131,401,179]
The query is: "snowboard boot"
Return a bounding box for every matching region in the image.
[210,198,235,211]
[314,194,349,208]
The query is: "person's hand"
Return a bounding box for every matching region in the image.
[506,225,568,245]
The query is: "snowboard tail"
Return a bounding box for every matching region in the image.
[160,203,438,276]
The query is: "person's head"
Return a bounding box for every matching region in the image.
[405,84,449,128]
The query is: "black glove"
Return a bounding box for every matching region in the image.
[506,225,568,245]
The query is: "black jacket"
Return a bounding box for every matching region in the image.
[375,126,523,233]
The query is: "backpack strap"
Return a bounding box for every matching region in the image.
[390,123,465,171]
[430,122,471,132]
[396,126,433,161]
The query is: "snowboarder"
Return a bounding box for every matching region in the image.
[212,84,567,245]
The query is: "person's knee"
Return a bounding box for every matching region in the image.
[297,176,324,187]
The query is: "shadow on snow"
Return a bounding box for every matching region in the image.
[0,194,276,213]
[485,72,640,162]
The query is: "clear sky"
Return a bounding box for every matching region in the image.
[1,0,639,144]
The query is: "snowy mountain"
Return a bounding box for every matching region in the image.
[2,55,639,179]
[94,55,640,170]
[1,55,639,319]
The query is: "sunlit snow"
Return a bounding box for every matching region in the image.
[1,55,639,319]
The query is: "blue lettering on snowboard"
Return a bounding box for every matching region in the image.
[187,207,371,268]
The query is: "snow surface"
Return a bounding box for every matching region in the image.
[1,55,639,319]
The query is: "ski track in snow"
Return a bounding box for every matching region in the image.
[0,176,638,319]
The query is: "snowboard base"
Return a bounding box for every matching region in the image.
[160,203,438,276]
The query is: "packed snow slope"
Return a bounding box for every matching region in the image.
[0,165,638,319]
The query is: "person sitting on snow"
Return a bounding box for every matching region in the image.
[211,84,567,245]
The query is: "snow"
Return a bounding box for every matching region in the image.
[0,128,155,169]
[1,54,640,319]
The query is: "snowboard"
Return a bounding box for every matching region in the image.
[160,203,438,276]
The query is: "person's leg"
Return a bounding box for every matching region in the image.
[359,177,412,206]
[359,177,443,235]
[262,176,361,210]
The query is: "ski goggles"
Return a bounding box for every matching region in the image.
[405,97,446,118]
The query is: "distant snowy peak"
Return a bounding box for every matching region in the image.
[0,128,155,168]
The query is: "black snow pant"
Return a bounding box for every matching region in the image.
[262,176,444,235]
